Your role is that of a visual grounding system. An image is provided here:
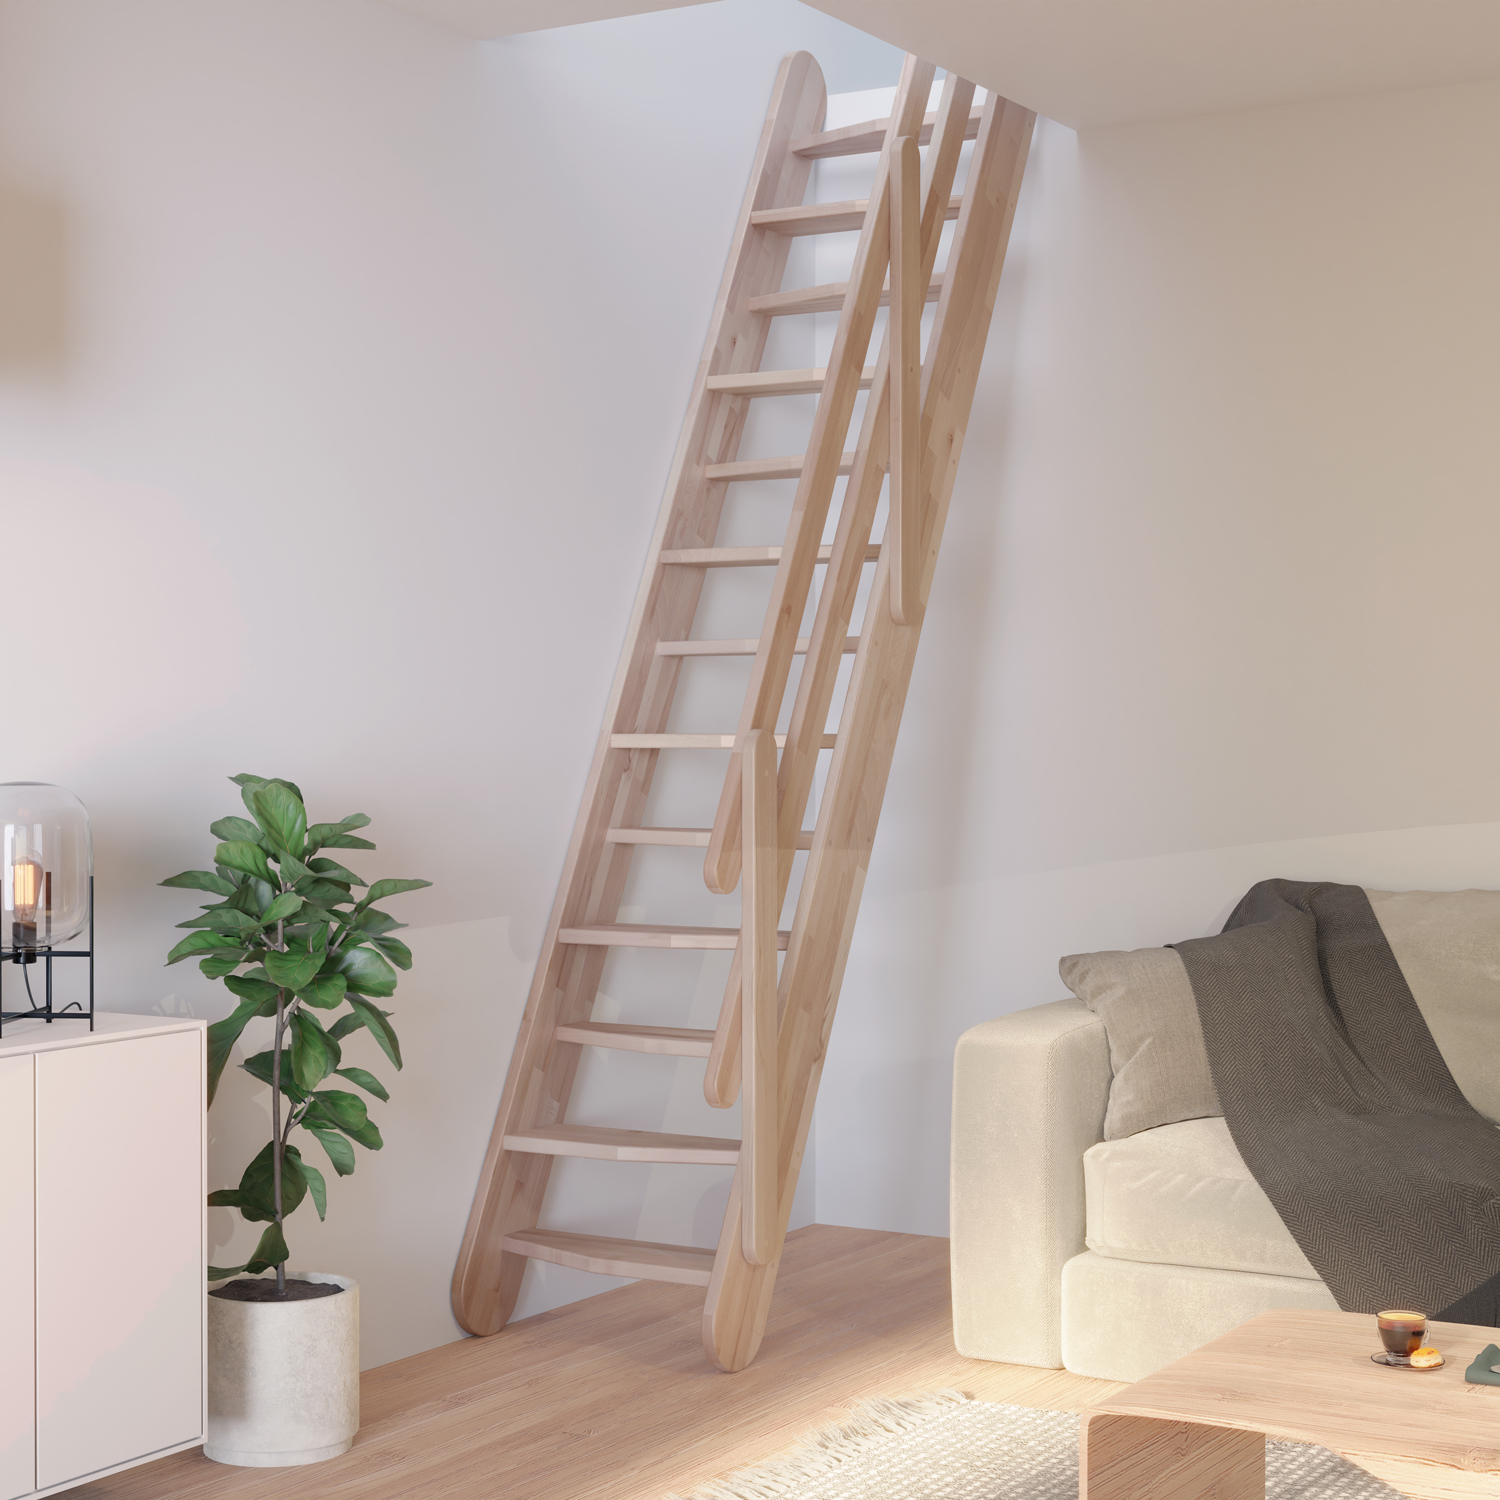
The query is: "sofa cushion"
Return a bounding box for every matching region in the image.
[1083,1116,1319,1280]
[1059,946,1220,1140]
[1367,888,1500,1125]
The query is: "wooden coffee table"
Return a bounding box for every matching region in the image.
[1082,1308,1500,1500]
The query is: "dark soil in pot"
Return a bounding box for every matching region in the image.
[210,1278,345,1303]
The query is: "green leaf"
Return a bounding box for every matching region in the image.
[337,944,398,998]
[353,908,406,935]
[326,1010,365,1041]
[359,878,431,909]
[308,1089,368,1132]
[233,1140,307,1223]
[290,1007,334,1090]
[264,946,323,991]
[202,908,262,935]
[301,1158,327,1220]
[347,997,403,1070]
[223,975,280,1006]
[160,869,237,897]
[244,1219,290,1276]
[215,839,274,885]
[207,1189,247,1209]
[370,934,413,970]
[206,992,278,1106]
[241,1049,307,1102]
[210,816,264,845]
[199,950,249,979]
[305,814,371,853]
[208,1262,248,1281]
[166,930,242,966]
[317,833,377,850]
[232,771,305,803]
[262,892,305,925]
[304,1124,356,1176]
[253,783,308,859]
[295,973,347,1009]
[295,878,358,905]
[307,857,365,887]
[334,1065,389,1102]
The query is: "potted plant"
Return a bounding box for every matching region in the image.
[161,773,428,1467]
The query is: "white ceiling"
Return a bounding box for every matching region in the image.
[385,0,712,40]
[387,0,1500,127]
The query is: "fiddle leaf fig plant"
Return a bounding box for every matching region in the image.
[161,774,430,1291]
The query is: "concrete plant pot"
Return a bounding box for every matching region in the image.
[205,1271,359,1466]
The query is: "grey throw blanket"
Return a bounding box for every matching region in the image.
[1174,879,1500,1324]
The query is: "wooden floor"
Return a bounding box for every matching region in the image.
[78,1226,1123,1500]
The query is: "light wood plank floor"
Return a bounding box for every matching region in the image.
[77,1225,1123,1500]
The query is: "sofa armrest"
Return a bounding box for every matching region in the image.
[951,998,1110,1368]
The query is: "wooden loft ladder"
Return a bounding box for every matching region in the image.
[452,49,1035,1373]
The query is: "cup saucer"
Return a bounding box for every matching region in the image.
[1371,1350,1444,1369]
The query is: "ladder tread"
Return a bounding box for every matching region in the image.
[604,826,814,849]
[704,452,855,482]
[749,273,944,319]
[503,1123,740,1164]
[660,542,882,568]
[555,1021,715,1056]
[655,636,859,657]
[610,732,836,751]
[559,922,791,950]
[750,194,960,238]
[791,102,984,159]
[501,1228,715,1286]
[705,367,875,397]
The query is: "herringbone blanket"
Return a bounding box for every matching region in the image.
[1174,879,1500,1323]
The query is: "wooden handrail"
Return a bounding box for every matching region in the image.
[704,73,978,1110]
[739,729,778,1264]
[701,53,938,902]
[888,133,922,626]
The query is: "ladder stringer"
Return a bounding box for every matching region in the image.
[450,50,828,1340]
[702,91,1038,1374]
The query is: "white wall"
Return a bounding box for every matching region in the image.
[815,79,1500,1232]
[0,0,900,1369]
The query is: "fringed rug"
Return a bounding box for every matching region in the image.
[667,1391,1406,1500]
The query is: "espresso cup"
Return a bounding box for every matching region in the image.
[1378,1309,1427,1358]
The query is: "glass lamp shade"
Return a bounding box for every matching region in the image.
[1,783,92,951]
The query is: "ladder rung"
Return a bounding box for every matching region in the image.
[705,367,875,398]
[503,1124,740,1165]
[750,195,960,238]
[604,826,814,849]
[791,102,985,159]
[558,923,790,951]
[749,273,945,319]
[501,1228,715,1287]
[656,636,859,657]
[703,452,855,482]
[555,1021,715,1057]
[660,542,882,568]
[609,733,836,751]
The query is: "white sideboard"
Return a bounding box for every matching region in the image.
[0,1012,206,1499]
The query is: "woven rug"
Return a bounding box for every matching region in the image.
[667,1391,1406,1500]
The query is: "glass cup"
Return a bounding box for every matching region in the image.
[1377,1309,1427,1361]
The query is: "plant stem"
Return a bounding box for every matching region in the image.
[272,913,286,1296]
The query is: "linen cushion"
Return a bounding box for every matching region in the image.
[1367,887,1500,1125]
[1083,1116,1319,1280]
[1059,946,1219,1140]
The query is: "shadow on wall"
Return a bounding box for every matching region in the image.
[0,177,67,373]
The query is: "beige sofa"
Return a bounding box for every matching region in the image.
[951,889,1500,1383]
[949,998,1338,1382]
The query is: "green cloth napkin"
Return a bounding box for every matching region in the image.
[1464,1344,1500,1386]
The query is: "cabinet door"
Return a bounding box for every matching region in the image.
[35,1030,203,1490]
[0,1055,35,1500]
